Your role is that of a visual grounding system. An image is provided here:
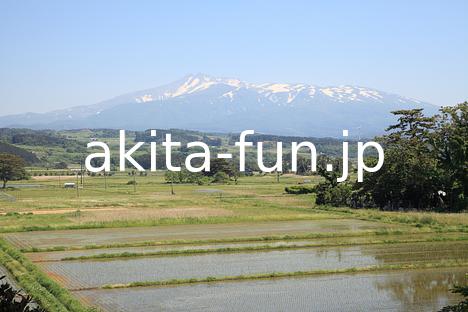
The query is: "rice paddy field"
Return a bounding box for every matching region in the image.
[0,173,467,311]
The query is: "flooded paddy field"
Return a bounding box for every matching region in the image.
[37,241,468,290]
[1,176,467,311]
[25,232,468,262]
[73,267,468,312]
[26,240,323,262]
[4,219,405,250]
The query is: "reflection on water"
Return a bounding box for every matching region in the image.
[375,270,467,311]
[7,219,396,249]
[73,268,468,312]
[27,233,467,262]
[40,247,379,289]
[41,241,468,290]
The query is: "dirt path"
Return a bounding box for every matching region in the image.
[0,207,128,216]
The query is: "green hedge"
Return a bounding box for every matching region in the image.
[285,185,316,194]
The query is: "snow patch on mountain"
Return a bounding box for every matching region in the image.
[130,74,408,107]
[135,94,154,103]
[0,73,438,137]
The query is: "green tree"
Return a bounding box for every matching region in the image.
[213,171,229,183]
[433,103,468,211]
[207,158,234,177]
[355,104,467,211]
[205,158,239,183]
[164,170,178,183]
[359,109,441,209]
[53,161,68,169]
[316,156,342,188]
[0,153,27,188]
[313,104,467,211]
[315,157,352,206]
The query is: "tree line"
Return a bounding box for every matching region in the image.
[315,103,467,212]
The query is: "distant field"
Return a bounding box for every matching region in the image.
[0,128,357,167]
[0,174,325,231]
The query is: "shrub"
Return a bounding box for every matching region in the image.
[285,185,316,194]
[419,216,435,225]
[315,182,353,206]
[196,177,212,185]
[213,172,229,184]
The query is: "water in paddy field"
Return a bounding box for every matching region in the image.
[25,232,468,262]
[38,241,468,290]
[73,268,467,312]
[4,219,403,249]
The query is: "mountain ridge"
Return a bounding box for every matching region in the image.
[0,74,439,137]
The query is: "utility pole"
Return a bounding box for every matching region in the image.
[80,158,84,186]
[133,171,136,193]
[104,172,107,190]
[76,171,79,198]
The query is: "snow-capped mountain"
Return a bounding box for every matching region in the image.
[0,74,439,137]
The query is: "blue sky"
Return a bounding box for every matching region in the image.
[0,0,467,115]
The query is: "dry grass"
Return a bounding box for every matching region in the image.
[32,175,76,181]
[0,207,128,216]
[73,207,233,223]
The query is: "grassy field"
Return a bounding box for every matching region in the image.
[0,174,467,311]
[2,173,467,231]
[0,173,326,231]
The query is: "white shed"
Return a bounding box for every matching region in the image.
[63,182,76,188]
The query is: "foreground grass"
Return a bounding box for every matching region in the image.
[60,235,468,261]
[101,260,468,289]
[0,238,95,312]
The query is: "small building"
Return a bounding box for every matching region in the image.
[63,182,76,188]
